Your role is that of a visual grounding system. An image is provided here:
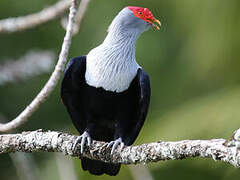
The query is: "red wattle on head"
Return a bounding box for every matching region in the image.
[127,6,155,21]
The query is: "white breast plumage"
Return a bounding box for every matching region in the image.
[85,44,140,93]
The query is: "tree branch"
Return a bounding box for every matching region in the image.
[61,0,91,35]
[0,0,90,133]
[1,129,240,167]
[0,50,55,86]
[9,152,39,180]
[0,0,71,33]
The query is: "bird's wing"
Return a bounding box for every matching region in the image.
[61,56,87,134]
[125,68,151,145]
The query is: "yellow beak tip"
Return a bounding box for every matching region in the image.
[152,18,161,30]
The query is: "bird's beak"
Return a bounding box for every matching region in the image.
[151,18,161,30]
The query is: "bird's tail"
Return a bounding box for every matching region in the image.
[81,157,121,176]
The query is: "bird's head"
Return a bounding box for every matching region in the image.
[127,6,161,30]
[108,6,161,35]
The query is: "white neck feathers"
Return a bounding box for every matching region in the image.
[85,32,140,92]
[85,8,146,92]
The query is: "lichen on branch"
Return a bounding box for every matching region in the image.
[1,129,240,167]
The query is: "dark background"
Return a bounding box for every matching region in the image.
[1,0,240,179]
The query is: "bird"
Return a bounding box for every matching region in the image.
[61,6,161,176]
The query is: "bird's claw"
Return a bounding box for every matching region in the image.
[107,137,125,155]
[73,131,92,154]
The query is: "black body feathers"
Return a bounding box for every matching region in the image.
[61,56,150,176]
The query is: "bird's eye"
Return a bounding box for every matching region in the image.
[138,12,143,15]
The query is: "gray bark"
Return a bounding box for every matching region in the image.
[1,129,240,167]
[0,0,79,132]
[0,0,71,33]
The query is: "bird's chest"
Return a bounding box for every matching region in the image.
[82,82,138,120]
[85,54,139,93]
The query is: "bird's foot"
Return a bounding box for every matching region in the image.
[73,131,92,154]
[107,137,125,155]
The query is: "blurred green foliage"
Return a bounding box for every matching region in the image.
[1,0,240,179]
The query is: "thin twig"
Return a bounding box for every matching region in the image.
[0,50,55,86]
[129,165,153,180]
[0,0,71,33]
[55,153,78,180]
[0,0,81,132]
[73,0,91,34]
[1,129,240,168]
[9,153,39,180]
[61,0,91,35]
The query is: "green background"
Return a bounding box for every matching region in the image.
[1,0,240,179]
